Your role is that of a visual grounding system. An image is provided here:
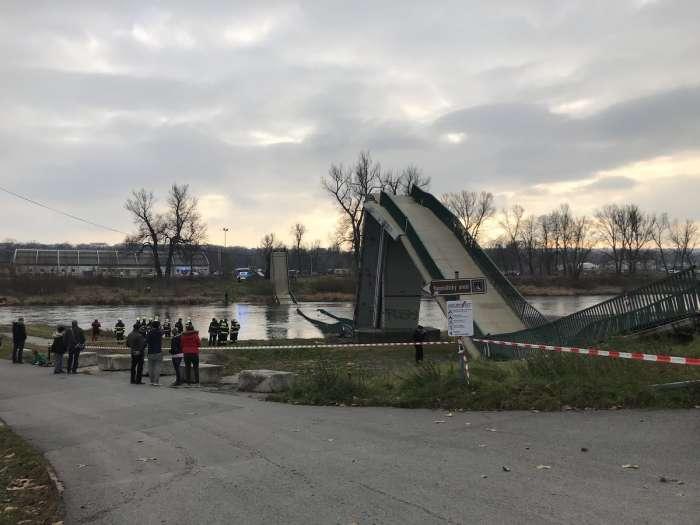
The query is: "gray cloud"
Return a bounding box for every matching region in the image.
[1,1,699,244]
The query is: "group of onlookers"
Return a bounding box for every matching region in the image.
[49,321,87,374]
[126,319,201,387]
[208,317,240,345]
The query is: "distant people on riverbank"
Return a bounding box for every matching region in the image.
[91,319,101,342]
[51,325,68,374]
[413,325,426,364]
[68,320,85,374]
[219,318,229,345]
[12,317,27,364]
[163,319,172,338]
[114,319,125,343]
[175,318,184,333]
[182,322,201,384]
[146,320,164,386]
[127,323,146,385]
[231,319,240,342]
[170,328,183,386]
[208,318,219,345]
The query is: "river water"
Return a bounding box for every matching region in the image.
[0,295,613,340]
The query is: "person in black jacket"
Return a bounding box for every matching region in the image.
[68,320,85,374]
[208,318,219,346]
[146,320,164,386]
[127,323,146,384]
[12,317,27,364]
[51,325,68,374]
[169,329,184,386]
[413,325,427,364]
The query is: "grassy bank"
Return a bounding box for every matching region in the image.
[0,423,63,525]
[512,273,659,296]
[0,275,355,306]
[219,333,700,410]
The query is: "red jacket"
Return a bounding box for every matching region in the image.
[180,330,201,355]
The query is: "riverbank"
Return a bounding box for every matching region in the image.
[260,333,700,410]
[0,422,63,525]
[0,275,356,306]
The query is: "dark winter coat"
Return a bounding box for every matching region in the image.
[51,333,67,355]
[126,330,146,356]
[413,326,427,343]
[12,322,27,344]
[63,328,76,354]
[170,334,183,357]
[72,326,86,346]
[146,328,163,355]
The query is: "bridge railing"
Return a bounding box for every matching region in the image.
[410,186,548,329]
[487,267,699,356]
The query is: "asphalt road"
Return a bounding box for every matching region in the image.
[0,362,697,525]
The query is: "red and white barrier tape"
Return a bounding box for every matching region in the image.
[86,341,453,352]
[473,338,700,366]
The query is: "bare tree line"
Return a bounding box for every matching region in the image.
[124,184,207,278]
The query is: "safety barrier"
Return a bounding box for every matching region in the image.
[86,341,456,352]
[473,338,700,366]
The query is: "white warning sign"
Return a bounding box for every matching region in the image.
[447,300,474,337]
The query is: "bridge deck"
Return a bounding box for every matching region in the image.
[388,195,526,335]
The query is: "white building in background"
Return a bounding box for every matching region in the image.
[11,249,210,277]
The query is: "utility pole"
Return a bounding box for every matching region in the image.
[221,227,229,278]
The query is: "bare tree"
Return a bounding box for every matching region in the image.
[519,215,540,275]
[380,169,401,194]
[500,204,525,274]
[178,212,208,275]
[125,189,165,278]
[322,151,383,272]
[442,190,495,241]
[595,204,626,274]
[669,219,698,270]
[291,223,307,272]
[569,215,594,278]
[164,184,204,277]
[650,213,671,274]
[399,165,431,195]
[620,204,655,273]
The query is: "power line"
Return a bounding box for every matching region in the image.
[0,185,130,236]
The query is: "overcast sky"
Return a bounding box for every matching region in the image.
[2,1,699,247]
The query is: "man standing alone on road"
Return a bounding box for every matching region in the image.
[68,320,85,374]
[127,323,146,385]
[413,324,427,364]
[11,317,27,364]
[146,320,164,386]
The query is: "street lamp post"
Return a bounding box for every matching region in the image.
[221,227,229,277]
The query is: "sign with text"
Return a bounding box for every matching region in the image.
[447,300,474,337]
[430,278,487,296]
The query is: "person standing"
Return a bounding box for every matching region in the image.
[413,324,427,364]
[169,329,184,386]
[181,322,201,385]
[163,319,172,338]
[68,320,85,374]
[208,318,219,346]
[218,318,229,346]
[114,319,125,343]
[175,318,184,334]
[127,323,146,385]
[62,323,76,374]
[230,319,240,343]
[146,320,164,386]
[11,317,27,364]
[91,319,101,342]
[51,325,68,374]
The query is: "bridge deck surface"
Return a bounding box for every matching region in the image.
[390,195,525,335]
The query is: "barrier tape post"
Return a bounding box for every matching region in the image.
[472,338,700,367]
[457,339,470,384]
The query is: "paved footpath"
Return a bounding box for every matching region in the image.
[0,362,698,525]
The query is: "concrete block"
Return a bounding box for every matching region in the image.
[97,354,131,371]
[198,364,223,384]
[76,352,97,368]
[238,369,296,393]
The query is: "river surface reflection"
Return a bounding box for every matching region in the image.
[0,295,613,340]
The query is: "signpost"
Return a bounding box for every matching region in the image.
[430,278,487,296]
[447,299,474,384]
[447,300,474,337]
